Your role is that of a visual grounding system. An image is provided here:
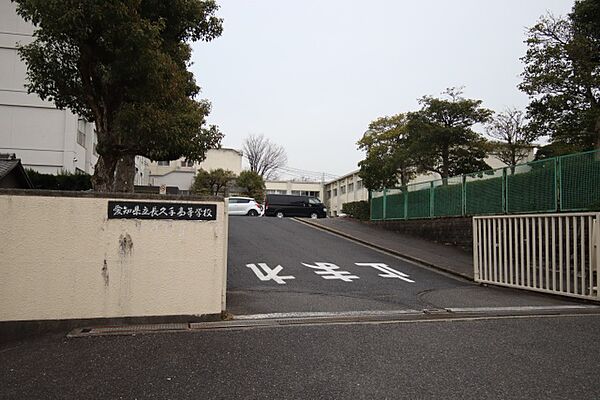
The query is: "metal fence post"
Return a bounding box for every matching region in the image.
[462,175,466,216]
[430,181,435,218]
[502,167,507,214]
[473,217,479,281]
[382,188,387,221]
[403,186,408,220]
[594,213,600,297]
[556,156,561,212]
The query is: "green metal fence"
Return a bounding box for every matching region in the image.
[370,149,600,221]
[506,158,556,213]
[465,169,504,215]
[433,176,463,217]
[370,190,384,220]
[560,150,600,211]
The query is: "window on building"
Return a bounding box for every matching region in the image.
[326,190,331,200]
[348,183,354,192]
[157,161,170,166]
[333,188,337,197]
[308,191,319,197]
[77,118,86,147]
[357,180,363,190]
[181,159,194,167]
[291,190,301,195]
[340,185,346,194]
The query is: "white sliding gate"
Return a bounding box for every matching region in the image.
[473,213,600,301]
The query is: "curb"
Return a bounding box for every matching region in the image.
[293,218,474,281]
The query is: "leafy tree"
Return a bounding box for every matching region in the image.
[13,0,224,192]
[486,108,537,168]
[357,114,416,190]
[520,1,600,154]
[406,88,492,179]
[236,170,266,201]
[191,168,236,196]
[242,134,287,179]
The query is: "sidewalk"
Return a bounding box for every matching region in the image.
[297,217,474,280]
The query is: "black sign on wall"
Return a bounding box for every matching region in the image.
[108,201,217,221]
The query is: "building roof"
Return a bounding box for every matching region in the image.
[265,180,322,184]
[213,147,243,156]
[0,153,33,189]
[324,169,360,186]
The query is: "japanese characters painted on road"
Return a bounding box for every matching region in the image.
[246,263,295,285]
[108,201,217,221]
[301,262,360,282]
[354,263,415,283]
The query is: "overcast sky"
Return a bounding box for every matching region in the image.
[191,0,574,180]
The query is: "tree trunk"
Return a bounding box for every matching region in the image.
[441,149,450,179]
[113,154,136,193]
[92,153,119,192]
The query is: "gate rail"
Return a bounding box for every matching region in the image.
[473,213,600,301]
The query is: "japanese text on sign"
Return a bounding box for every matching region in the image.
[107,201,217,221]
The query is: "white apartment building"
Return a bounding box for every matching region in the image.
[148,148,243,191]
[324,170,368,216]
[0,0,100,176]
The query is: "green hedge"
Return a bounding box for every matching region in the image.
[342,200,370,220]
[26,169,92,191]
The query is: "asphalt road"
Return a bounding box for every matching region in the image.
[2,314,599,399]
[1,216,597,399]
[227,217,579,315]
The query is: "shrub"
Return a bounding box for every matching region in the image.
[26,169,92,191]
[342,200,370,220]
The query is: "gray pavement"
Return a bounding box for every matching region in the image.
[2,314,600,399]
[297,217,475,279]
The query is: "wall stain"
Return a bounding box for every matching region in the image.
[101,259,109,286]
[119,233,133,258]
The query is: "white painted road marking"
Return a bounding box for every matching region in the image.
[355,263,415,283]
[301,262,360,282]
[245,263,296,284]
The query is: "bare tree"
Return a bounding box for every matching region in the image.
[242,134,287,179]
[486,108,538,169]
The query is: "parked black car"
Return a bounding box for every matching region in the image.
[264,194,327,218]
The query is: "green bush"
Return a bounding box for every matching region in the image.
[342,200,370,220]
[26,169,92,191]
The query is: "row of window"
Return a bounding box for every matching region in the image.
[291,190,320,197]
[156,160,194,167]
[76,118,98,156]
[326,179,363,199]
[265,190,321,197]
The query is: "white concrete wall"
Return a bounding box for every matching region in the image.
[198,148,243,175]
[151,170,195,191]
[0,192,228,322]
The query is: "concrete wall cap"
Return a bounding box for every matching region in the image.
[0,188,223,202]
